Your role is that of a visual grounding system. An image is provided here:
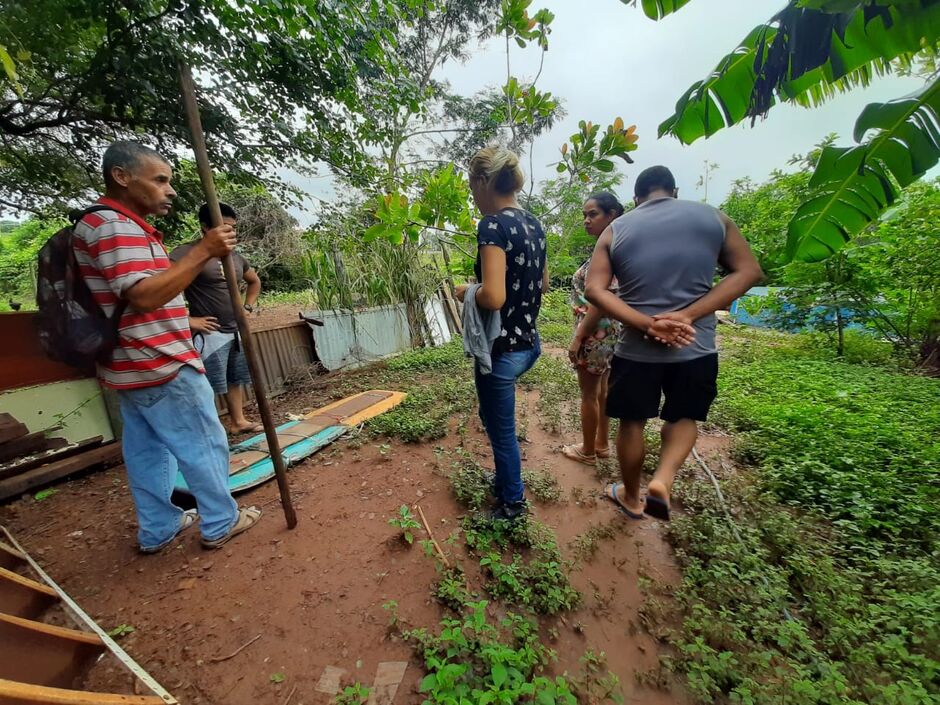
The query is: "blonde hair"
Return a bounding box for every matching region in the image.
[469,146,525,195]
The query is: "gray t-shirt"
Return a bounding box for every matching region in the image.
[169,243,251,334]
[609,197,725,362]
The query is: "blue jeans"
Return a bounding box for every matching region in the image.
[117,365,238,549]
[474,339,541,505]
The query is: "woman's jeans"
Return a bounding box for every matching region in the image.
[117,365,238,549]
[474,338,541,505]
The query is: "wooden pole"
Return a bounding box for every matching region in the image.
[177,61,297,529]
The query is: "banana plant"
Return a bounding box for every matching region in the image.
[626,0,939,262]
[620,0,696,21]
[786,79,940,261]
[657,2,940,144]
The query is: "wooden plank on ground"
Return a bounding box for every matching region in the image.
[0,566,59,619]
[0,613,104,689]
[0,540,26,572]
[0,438,104,482]
[0,678,166,705]
[0,443,123,502]
[0,414,29,445]
[0,433,62,466]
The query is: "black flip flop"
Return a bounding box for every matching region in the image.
[644,495,671,521]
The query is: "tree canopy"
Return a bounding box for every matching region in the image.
[0,0,409,213]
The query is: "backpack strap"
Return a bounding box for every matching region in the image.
[68,204,128,225]
[69,204,135,324]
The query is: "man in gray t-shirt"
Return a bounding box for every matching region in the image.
[585,166,762,521]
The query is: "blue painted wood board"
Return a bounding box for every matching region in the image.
[174,422,346,495]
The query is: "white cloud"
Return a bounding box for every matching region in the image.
[287,0,927,223]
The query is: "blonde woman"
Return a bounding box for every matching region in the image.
[457,147,548,521]
[563,192,625,466]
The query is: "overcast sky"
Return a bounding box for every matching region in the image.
[288,0,925,223]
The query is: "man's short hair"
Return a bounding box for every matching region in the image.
[634,166,677,199]
[198,202,238,228]
[102,141,169,187]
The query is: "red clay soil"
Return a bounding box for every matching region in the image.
[247,303,313,331]
[0,366,699,705]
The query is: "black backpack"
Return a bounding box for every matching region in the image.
[35,205,128,373]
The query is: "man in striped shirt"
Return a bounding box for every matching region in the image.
[74,141,261,553]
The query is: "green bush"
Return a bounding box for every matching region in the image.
[387,339,466,371]
[538,288,572,327]
[717,350,939,551]
[668,326,940,704]
[0,216,66,308]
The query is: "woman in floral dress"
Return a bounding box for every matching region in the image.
[563,192,624,466]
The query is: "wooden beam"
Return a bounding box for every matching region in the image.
[0,443,122,502]
[0,414,29,445]
[0,540,26,571]
[0,433,60,465]
[0,438,103,481]
[0,566,58,619]
[0,613,104,689]
[0,678,166,705]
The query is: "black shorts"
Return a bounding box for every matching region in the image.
[605,354,718,422]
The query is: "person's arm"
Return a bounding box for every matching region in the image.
[568,305,603,364]
[125,226,236,313]
[475,245,507,311]
[243,266,261,308]
[584,227,695,347]
[190,316,220,334]
[542,262,550,295]
[653,212,764,327]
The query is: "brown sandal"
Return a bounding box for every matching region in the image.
[561,444,596,466]
[201,506,262,549]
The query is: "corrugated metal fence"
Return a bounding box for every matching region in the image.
[215,297,454,412]
[305,299,451,371]
[214,319,314,413]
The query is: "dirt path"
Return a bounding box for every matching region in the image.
[0,355,698,704]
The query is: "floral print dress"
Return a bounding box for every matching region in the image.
[571,258,621,375]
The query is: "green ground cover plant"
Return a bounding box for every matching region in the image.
[362,290,937,703]
[666,326,940,705]
[537,289,574,347]
[376,342,616,702]
[520,354,580,435]
[389,504,422,544]
[364,340,476,442]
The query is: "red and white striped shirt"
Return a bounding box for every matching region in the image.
[72,198,204,389]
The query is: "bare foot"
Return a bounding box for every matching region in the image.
[647,479,670,505]
[644,479,672,520]
[229,421,263,435]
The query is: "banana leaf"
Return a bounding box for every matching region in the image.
[659,1,940,144]
[638,0,696,21]
[785,79,940,261]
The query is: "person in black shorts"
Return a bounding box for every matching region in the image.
[585,166,763,520]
